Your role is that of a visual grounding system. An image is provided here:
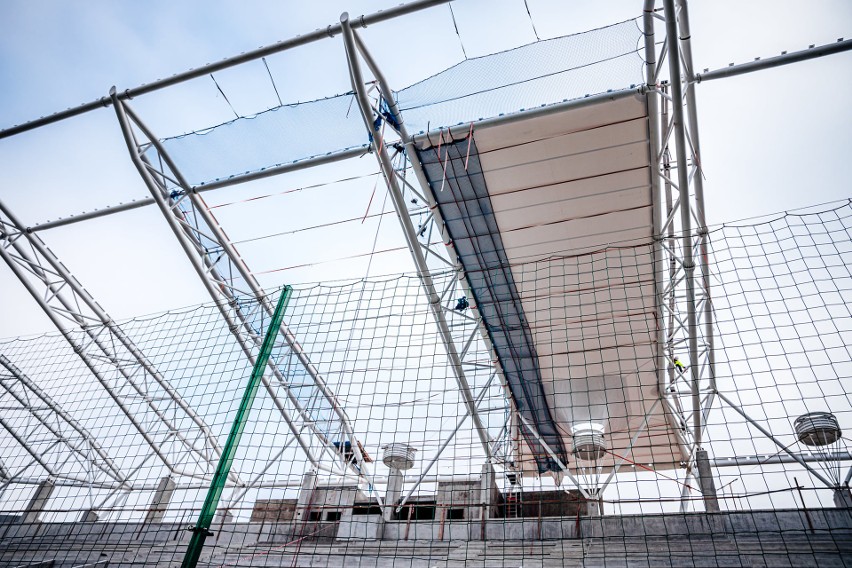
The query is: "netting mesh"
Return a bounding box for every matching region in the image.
[1,202,851,565]
[397,19,643,130]
[156,20,644,187]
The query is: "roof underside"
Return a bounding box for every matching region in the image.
[417,95,684,474]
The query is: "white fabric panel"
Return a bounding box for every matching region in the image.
[473,96,685,471]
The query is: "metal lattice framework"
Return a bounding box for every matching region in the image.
[110,93,383,504]
[0,200,224,485]
[337,0,711,509]
[0,0,850,535]
[0,353,125,489]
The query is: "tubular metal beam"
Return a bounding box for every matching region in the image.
[27,198,155,232]
[645,0,665,398]
[644,0,691,465]
[26,147,369,233]
[676,0,716,400]
[0,0,452,139]
[715,390,836,489]
[712,452,852,468]
[0,354,126,485]
[112,93,382,499]
[696,38,852,83]
[643,1,699,469]
[662,0,702,450]
[340,12,493,463]
[0,200,223,480]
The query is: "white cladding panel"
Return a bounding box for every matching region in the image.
[474,96,682,471]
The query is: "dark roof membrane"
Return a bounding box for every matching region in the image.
[416,136,568,473]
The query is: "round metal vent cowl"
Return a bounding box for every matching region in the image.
[795,412,842,447]
[571,422,607,462]
[382,443,416,470]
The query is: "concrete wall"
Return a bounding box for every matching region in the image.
[2,509,850,567]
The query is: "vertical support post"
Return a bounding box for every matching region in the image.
[695,449,720,512]
[675,0,716,400]
[144,476,176,524]
[294,470,318,523]
[645,1,689,462]
[384,468,404,522]
[645,2,666,397]
[662,0,702,451]
[586,497,603,517]
[834,488,852,509]
[478,462,496,521]
[21,478,55,524]
[80,510,99,523]
[182,287,292,568]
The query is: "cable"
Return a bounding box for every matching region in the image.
[209,73,240,119]
[448,3,468,60]
[522,0,541,41]
[262,57,284,107]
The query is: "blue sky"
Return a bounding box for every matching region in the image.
[0,0,851,337]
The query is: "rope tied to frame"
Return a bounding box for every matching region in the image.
[209,74,240,119]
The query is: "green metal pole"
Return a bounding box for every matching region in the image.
[182,286,293,568]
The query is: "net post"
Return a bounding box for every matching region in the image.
[181,286,293,568]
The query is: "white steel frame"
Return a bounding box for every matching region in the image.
[0,353,126,489]
[0,200,224,483]
[110,93,383,507]
[1,0,851,519]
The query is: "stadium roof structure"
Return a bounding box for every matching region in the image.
[415,95,683,477]
[0,0,851,565]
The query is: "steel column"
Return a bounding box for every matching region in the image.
[676,0,716,404]
[662,0,702,451]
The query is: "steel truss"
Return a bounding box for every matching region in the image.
[340,0,718,511]
[642,0,720,510]
[340,14,521,509]
[110,93,382,505]
[0,353,126,488]
[653,0,851,508]
[1,0,850,520]
[0,200,224,482]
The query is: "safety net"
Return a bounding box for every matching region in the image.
[155,19,644,187]
[1,201,851,566]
